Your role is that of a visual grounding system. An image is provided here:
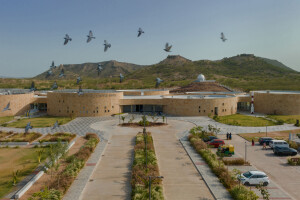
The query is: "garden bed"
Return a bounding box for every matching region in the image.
[6,116,72,128]
[0,132,42,143]
[0,131,15,139]
[131,132,164,200]
[39,133,76,143]
[25,133,100,200]
[120,122,166,127]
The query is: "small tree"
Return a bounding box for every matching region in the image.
[36,149,44,164]
[162,116,165,123]
[256,183,270,200]
[121,116,125,124]
[12,170,20,185]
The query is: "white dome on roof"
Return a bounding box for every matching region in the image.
[195,74,206,82]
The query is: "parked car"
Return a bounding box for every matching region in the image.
[203,136,218,142]
[207,139,225,148]
[269,140,289,149]
[238,170,269,186]
[258,137,274,145]
[273,146,297,156]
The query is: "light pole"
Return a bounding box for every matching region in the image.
[149,176,164,200]
[119,105,120,124]
[245,141,247,163]
[143,113,147,169]
[266,123,268,137]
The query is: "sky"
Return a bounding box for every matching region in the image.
[0,0,300,77]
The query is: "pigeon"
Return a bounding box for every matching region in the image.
[104,40,111,52]
[220,32,227,42]
[59,68,65,78]
[120,73,124,83]
[25,122,33,133]
[76,76,82,84]
[78,86,84,96]
[30,82,36,92]
[52,121,59,129]
[156,78,163,87]
[46,70,53,78]
[51,81,58,90]
[64,34,72,45]
[137,27,144,37]
[97,64,103,76]
[50,61,56,69]
[2,102,11,112]
[164,43,172,52]
[87,30,95,43]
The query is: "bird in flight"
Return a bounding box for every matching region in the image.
[78,86,84,96]
[156,78,163,87]
[77,76,82,84]
[2,102,11,112]
[137,27,144,37]
[51,82,58,90]
[87,30,95,43]
[97,64,103,76]
[52,121,59,129]
[64,34,72,45]
[220,32,227,42]
[104,40,111,52]
[164,43,172,52]
[120,73,124,83]
[59,68,65,78]
[25,122,33,133]
[50,61,56,69]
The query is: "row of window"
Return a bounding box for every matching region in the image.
[198,109,227,113]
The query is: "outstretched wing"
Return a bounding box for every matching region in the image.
[87,37,92,43]
[89,30,93,37]
[165,43,169,49]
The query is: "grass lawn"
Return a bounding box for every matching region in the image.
[212,114,277,127]
[238,129,300,142]
[6,116,72,128]
[0,116,14,126]
[0,147,47,198]
[267,115,300,124]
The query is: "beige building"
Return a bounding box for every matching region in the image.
[1,88,300,117]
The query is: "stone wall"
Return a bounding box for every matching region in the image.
[0,93,34,117]
[47,92,123,117]
[254,92,300,115]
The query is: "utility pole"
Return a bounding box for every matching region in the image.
[245,141,247,163]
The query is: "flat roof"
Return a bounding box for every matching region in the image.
[49,89,121,93]
[123,95,234,100]
[0,89,32,95]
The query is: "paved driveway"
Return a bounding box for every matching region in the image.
[224,135,299,200]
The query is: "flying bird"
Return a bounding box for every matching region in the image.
[97,64,103,76]
[59,68,65,78]
[25,122,33,133]
[78,86,84,96]
[137,27,144,37]
[64,34,72,45]
[52,121,59,129]
[220,32,227,42]
[51,82,58,90]
[156,78,163,87]
[46,70,53,78]
[120,73,124,83]
[164,43,172,52]
[2,102,11,112]
[50,61,56,69]
[87,30,95,43]
[76,76,82,84]
[104,40,111,52]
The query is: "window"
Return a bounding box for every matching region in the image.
[204,110,206,113]
[199,106,201,109]
[72,110,74,113]
[105,110,106,112]
[97,111,98,113]
[108,110,110,112]
[211,110,213,113]
[222,103,224,106]
[199,110,201,113]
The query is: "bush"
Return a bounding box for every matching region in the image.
[28,187,62,200]
[223,158,247,166]
[230,185,259,200]
[138,120,150,126]
[276,119,284,125]
[287,157,300,166]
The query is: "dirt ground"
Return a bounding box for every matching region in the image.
[20,137,86,200]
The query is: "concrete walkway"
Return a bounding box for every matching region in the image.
[148,121,214,200]
[80,120,136,200]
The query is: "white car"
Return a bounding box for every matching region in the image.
[269,140,289,149]
[238,170,269,186]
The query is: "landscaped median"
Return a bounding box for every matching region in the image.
[189,127,258,200]
[131,132,164,200]
[26,133,100,200]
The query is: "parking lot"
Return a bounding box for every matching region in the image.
[222,134,300,200]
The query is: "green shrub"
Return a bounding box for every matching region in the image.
[138,120,150,126]
[28,187,62,200]
[223,158,247,166]
[287,157,300,166]
[276,119,284,125]
[230,185,259,200]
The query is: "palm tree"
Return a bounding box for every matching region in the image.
[121,116,125,124]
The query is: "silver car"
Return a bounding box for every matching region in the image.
[238,170,269,186]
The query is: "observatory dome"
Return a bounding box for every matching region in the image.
[195,74,206,82]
